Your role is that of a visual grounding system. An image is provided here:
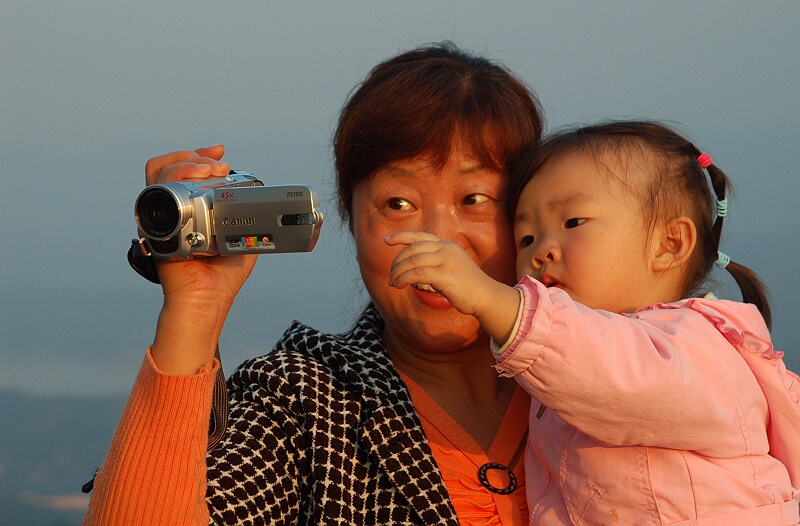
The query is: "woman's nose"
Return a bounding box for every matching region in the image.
[422,204,463,243]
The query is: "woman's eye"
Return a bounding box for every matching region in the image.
[463,193,490,205]
[520,235,534,247]
[565,218,586,228]
[387,197,412,211]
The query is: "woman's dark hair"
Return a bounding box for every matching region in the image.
[333,41,544,223]
[507,120,771,327]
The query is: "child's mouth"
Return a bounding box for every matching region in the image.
[539,274,561,289]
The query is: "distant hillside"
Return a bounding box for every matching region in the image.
[0,390,126,525]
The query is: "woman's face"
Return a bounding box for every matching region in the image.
[350,145,516,355]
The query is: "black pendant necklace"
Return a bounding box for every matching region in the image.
[477,462,517,495]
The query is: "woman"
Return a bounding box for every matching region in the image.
[85,42,544,525]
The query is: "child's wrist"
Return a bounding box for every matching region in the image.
[474,280,521,344]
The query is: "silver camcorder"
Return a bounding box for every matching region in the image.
[135,171,323,260]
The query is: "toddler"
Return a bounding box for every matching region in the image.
[387,121,800,525]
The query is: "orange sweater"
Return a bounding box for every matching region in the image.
[85,351,529,524]
[401,373,530,525]
[84,350,217,525]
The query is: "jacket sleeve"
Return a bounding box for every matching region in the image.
[495,276,770,456]
[83,349,216,526]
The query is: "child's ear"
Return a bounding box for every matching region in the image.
[651,216,697,272]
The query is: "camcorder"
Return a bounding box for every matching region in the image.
[135,170,323,260]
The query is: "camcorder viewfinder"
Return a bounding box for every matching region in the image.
[135,170,323,260]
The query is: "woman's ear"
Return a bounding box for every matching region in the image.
[651,216,697,272]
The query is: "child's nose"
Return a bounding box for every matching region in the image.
[531,241,560,269]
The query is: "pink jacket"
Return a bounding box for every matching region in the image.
[495,276,800,525]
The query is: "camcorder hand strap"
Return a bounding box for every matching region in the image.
[128,238,160,284]
[208,344,229,451]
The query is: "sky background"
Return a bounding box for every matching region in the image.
[2,1,799,399]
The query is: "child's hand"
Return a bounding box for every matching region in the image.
[386,231,522,343]
[386,231,497,318]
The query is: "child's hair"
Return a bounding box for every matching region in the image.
[507,120,772,328]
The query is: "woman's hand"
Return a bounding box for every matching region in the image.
[144,145,258,374]
[386,231,521,344]
[144,145,257,302]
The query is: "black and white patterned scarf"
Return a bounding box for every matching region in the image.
[205,307,459,525]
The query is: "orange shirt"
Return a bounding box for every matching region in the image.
[400,373,530,525]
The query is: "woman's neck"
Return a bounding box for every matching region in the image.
[387,335,517,450]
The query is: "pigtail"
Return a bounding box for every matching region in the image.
[700,155,773,329]
[723,260,772,329]
[704,160,727,243]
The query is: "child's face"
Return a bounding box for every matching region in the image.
[514,152,661,314]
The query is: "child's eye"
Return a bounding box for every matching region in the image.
[463,193,489,205]
[565,218,586,228]
[520,235,534,247]
[387,197,412,211]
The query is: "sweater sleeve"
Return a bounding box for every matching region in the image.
[83,349,218,526]
[495,276,770,456]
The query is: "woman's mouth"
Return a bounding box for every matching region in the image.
[411,283,452,309]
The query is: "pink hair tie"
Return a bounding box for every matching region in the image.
[697,152,713,169]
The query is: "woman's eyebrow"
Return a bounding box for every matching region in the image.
[375,162,490,178]
[459,163,488,174]
[376,164,412,175]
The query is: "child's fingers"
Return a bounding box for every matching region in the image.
[388,250,446,288]
[386,233,459,288]
[389,240,445,272]
[385,231,443,246]
[390,262,440,289]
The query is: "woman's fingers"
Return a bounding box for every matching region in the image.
[155,161,225,184]
[144,145,230,186]
[192,144,226,160]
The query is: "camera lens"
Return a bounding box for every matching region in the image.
[136,187,180,239]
